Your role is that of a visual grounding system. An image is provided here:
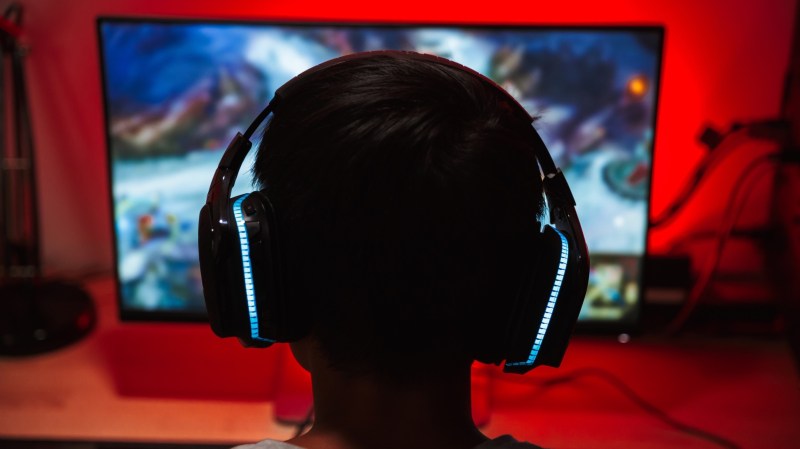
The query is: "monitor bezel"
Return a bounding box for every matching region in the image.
[97,17,664,330]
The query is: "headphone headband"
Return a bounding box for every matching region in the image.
[199,50,589,372]
[207,51,571,219]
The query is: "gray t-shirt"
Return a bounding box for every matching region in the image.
[233,435,543,449]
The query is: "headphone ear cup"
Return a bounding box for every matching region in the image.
[503,225,579,373]
[237,191,311,344]
[231,191,292,346]
[199,187,307,347]
[199,194,272,347]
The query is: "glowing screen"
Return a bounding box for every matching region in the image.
[99,20,662,324]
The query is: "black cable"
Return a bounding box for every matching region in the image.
[3,3,22,23]
[651,119,790,230]
[496,367,743,449]
[0,28,9,276]
[666,152,780,333]
[668,226,771,255]
[650,128,751,228]
[11,33,39,276]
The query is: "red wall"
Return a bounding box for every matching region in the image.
[2,0,796,292]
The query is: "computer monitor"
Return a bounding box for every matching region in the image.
[98,19,663,328]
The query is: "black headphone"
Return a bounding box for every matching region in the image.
[198,51,589,374]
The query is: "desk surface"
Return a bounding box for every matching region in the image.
[1,278,799,449]
[0,279,296,446]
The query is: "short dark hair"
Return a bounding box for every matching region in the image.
[253,52,546,379]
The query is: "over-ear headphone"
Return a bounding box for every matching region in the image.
[198,51,589,374]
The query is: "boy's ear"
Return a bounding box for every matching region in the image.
[289,337,315,372]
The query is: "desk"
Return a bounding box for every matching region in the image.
[0,278,296,446]
[1,278,798,449]
[484,336,800,449]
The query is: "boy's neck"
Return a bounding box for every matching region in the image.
[287,362,487,449]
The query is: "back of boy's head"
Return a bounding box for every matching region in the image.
[252,53,546,380]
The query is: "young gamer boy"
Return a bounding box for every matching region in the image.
[198,51,589,449]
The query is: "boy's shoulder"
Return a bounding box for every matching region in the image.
[233,435,543,449]
[231,440,302,449]
[476,435,545,449]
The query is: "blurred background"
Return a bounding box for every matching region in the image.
[0,1,797,449]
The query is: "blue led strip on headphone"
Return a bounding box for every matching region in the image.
[507,226,569,367]
[232,194,274,344]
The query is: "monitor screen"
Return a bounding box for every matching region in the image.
[99,19,662,326]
